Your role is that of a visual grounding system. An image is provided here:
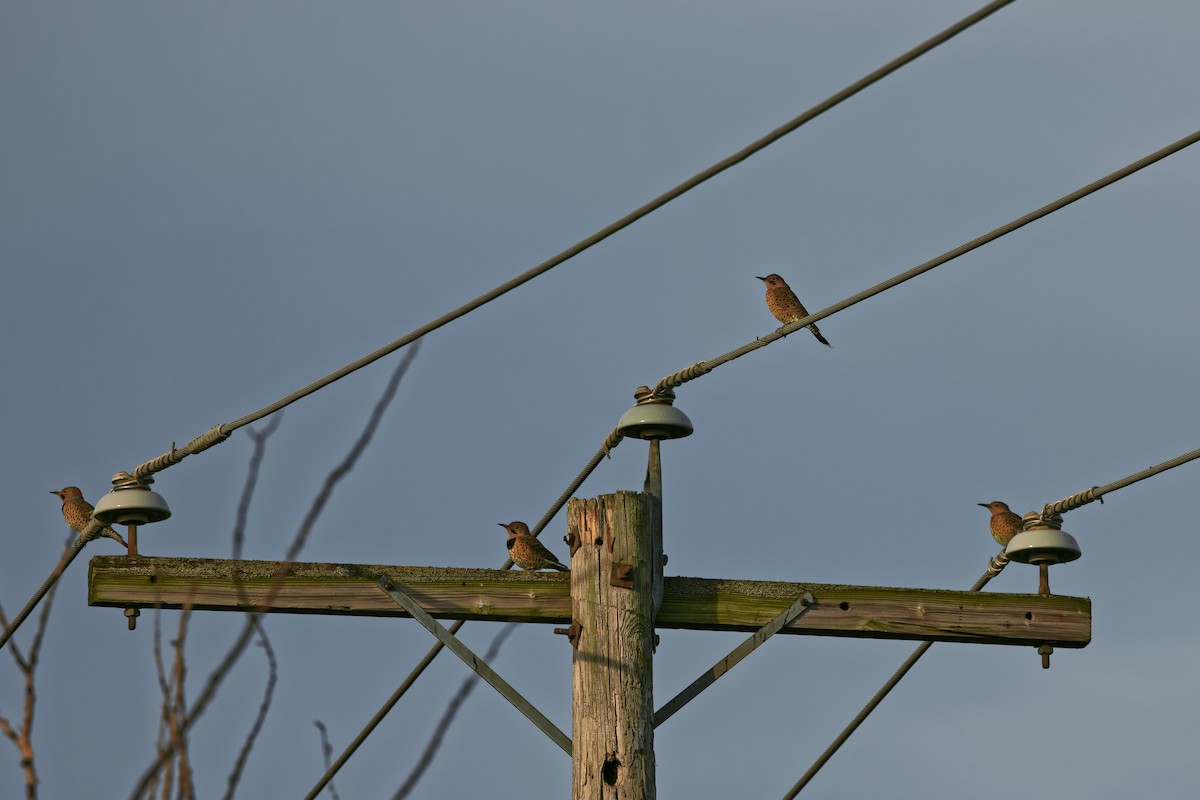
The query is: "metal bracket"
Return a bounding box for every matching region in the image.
[564,532,580,558]
[611,563,634,589]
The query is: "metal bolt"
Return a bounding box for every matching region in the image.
[1037,563,1051,596]
[553,620,582,648]
[1038,644,1053,669]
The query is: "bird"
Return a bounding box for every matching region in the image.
[498,521,569,571]
[978,500,1024,547]
[51,487,128,547]
[756,273,831,347]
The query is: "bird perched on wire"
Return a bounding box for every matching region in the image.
[498,521,569,571]
[978,500,1024,547]
[756,273,831,347]
[51,487,128,547]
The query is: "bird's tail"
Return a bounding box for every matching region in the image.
[552,562,570,572]
[809,324,832,347]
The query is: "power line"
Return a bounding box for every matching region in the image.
[1039,445,1200,519]
[0,523,104,651]
[655,127,1200,396]
[126,0,1019,486]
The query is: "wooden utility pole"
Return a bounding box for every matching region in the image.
[85,490,1093,798]
[567,491,657,800]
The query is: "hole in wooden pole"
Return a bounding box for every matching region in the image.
[602,755,621,786]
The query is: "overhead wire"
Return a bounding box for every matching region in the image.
[655,127,1200,396]
[1038,445,1200,520]
[126,0,1020,486]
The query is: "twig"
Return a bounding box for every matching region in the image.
[232,416,282,561]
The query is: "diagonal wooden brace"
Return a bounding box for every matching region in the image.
[654,592,816,727]
[376,576,572,755]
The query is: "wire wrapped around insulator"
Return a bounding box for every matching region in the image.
[1041,485,1102,520]
[132,425,230,480]
[653,360,710,395]
[600,428,624,460]
[189,424,230,453]
[132,446,186,479]
[986,550,1010,576]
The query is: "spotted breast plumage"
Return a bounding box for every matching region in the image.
[756,273,832,347]
[978,500,1024,546]
[499,521,569,571]
[51,486,128,547]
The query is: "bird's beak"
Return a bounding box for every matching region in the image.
[49,490,58,496]
[755,276,766,282]
[977,503,989,508]
[497,522,507,528]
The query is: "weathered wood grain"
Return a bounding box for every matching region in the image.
[87,556,1090,647]
[570,492,655,800]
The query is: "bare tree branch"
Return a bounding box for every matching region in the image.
[232,415,282,562]
[129,339,422,799]
[312,721,340,800]
[220,418,283,800]
[222,623,277,800]
[0,532,74,799]
[171,605,196,800]
[150,611,170,800]
[392,622,519,800]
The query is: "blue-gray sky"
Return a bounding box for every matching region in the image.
[3,2,1199,797]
